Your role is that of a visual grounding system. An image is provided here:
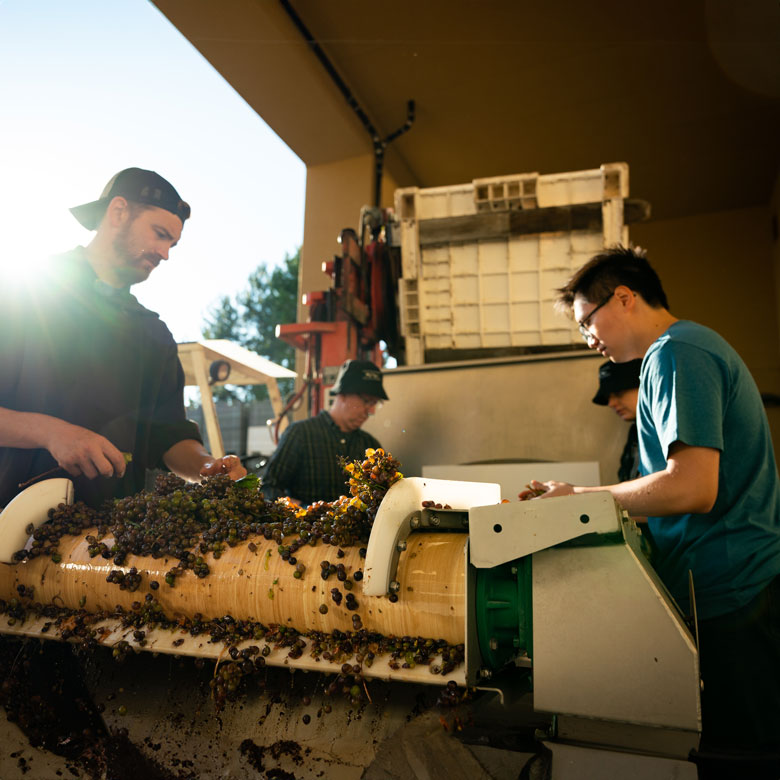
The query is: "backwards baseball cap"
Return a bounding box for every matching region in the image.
[330,360,389,400]
[70,167,191,231]
[592,359,642,405]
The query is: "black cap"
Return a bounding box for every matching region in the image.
[70,167,191,230]
[592,359,642,405]
[330,360,389,400]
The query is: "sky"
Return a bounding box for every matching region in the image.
[0,0,306,343]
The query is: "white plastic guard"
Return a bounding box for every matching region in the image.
[362,477,500,595]
[0,478,74,564]
[469,491,623,568]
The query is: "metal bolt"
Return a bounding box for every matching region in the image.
[510,566,518,575]
[478,667,492,680]
[410,516,420,529]
[489,637,498,651]
[430,515,440,526]
[389,580,400,593]
[396,540,407,552]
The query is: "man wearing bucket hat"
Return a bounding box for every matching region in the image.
[262,359,388,505]
[591,359,643,481]
[0,168,245,509]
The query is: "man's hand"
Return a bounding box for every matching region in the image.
[46,420,127,480]
[0,408,126,481]
[199,454,247,480]
[164,441,247,482]
[529,479,575,499]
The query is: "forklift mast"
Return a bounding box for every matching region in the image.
[276,208,402,426]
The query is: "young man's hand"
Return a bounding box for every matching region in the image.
[529,479,575,499]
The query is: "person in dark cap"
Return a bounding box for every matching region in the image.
[592,359,642,481]
[0,168,245,509]
[261,359,388,505]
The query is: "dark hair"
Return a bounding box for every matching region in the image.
[556,245,669,312]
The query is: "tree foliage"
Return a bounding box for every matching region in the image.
[202,248,299,401]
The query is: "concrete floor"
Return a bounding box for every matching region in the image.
[0,640,701,779]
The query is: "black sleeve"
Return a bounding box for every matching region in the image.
[358,430,383,455]
[0,277,28,409]
[261,423,303,500]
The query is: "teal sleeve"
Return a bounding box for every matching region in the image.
[645,341,725,458]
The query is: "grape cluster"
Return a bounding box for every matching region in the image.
[340,447,403,524]
[518,484,546,501]
[211,659,252,709]
[105,567,142,592]
[12,450,404,588]
[3,449,472,712]
[319,559,350,581]
[0,597,26,626]
[13,502,101,563]
[322,663,367,708]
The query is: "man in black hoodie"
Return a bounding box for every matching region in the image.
[0,167,244,508]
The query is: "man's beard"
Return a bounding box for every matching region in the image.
[112,223,158,287]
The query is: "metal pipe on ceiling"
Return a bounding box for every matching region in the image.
[278,0,415,206]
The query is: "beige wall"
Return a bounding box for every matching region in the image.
[300,154,371,306]
[630,206,780,456]
[631,206,779,387]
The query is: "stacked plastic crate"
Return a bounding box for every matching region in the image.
[395,162,639,365]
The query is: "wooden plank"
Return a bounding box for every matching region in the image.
[191,345,225,457]
[418,200,650,247]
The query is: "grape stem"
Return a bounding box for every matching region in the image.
[17,465,65,489]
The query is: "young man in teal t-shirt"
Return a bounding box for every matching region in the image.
[533,246,780,777]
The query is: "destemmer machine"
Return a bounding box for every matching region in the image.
[0,476,700,778]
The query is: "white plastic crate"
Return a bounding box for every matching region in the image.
[396,183,474,221]
[395,163,630,363]
[396,162,629,221]
[413,231,604,351]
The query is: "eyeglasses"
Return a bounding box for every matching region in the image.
[354,394,382,409]
[577,291,614,342]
